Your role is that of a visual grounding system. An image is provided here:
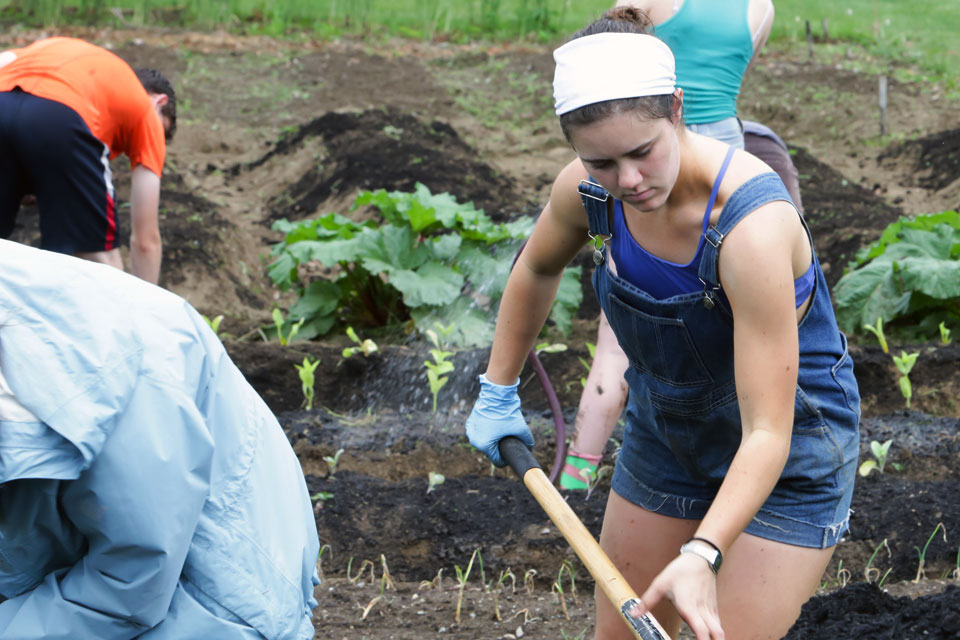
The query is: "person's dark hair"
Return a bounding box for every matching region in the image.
[559,7,680,141]
[135,68,177,141]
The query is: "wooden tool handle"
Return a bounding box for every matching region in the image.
[498,437,669,640]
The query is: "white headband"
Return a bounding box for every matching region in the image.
[553,33,676,116]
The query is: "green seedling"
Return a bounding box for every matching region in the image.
[427,471,445,494]
[294,356,320,410]
[379,554,395,595]
[347,557,376,585]
[552,560,577,620]
[535,341,568,356]
[953,547,960,580]
[316,544,333,582]
[821,560,851,590]
[939,321,952,345]
[424,327,455,413]
[858,439,902,476]
[419,568,443,591]
[892,350,919,408]
[454,549,479,625]
[310,491,334,502]
[578,342,597,388]
[492,568,516,622]
[357,595,381,620]
[561,630,589,640]
[342,326,379,358]
[913,522,947,582]
[272,308,305,345]
[863,316,889,353]
[864,539,892,586]
[582,464,613,502]
[323,448,344,477]
[202,314,224,336]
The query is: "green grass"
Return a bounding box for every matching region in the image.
[2,0,957,84]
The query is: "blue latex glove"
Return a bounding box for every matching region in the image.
[466,373,535,467]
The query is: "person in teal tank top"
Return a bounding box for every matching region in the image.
[466,8,859,640]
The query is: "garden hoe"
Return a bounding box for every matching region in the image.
[498,436,669,640]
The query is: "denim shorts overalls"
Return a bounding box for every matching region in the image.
[578,171,861,549]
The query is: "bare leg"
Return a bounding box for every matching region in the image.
[595,490,699,639]
[717,534,834,640]
[75,247,124,271]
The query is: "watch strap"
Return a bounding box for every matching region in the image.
[680,540,722,574]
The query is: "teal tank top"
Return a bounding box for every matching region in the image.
[654,0,753,124]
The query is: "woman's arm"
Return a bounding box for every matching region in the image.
[694,199,803,552]
[485,160,593,384]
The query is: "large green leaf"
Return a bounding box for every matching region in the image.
[359,225,427,275]
[549,266,583,335]
[834,260,912,333]
[267,251,299,290]
[898,257,960,300]
[389,261,464,307]
[411,298,495,347]
[289,279,342,320]
[430,234,463,261]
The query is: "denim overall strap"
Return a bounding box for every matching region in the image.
[698,172,794,303]
[578,178,612,265]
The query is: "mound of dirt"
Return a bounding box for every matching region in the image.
[784,583,960,640]
[234,108,534,223]
[879,127,960,191]
[792,146,905,289]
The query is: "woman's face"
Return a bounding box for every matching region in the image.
[569,110,681,212]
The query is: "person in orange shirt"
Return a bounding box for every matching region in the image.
[0,37,176,285]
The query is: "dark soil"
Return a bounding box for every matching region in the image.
[879,126,960,191]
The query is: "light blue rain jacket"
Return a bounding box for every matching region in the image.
[0,240,319,639]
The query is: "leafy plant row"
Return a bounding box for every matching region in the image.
[268,183,581,346]
[834,210,960,340]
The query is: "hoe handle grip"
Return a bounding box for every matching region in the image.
[499,436,540,479]
[498,437,669,640]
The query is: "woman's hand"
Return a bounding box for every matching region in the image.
[634,552,725,640]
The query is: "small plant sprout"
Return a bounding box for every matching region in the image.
[202,314,224,336]
[953,547,960,580]
[493,569,516,622]
[310,491,334,502]
[578,342,597,388]
[863,316,889,353]
[535,341,568,356]
[342,326,379,358]
[453,549,479,625]
[272,308,305,346]
[892,350,919,408]
[552,560,578,620]
[316,544,333,583]
[426,471,446,494]
[294,356,320,410]
[379,554,395,595]
[357,595,382,620]
[418,568,443,591]
[858,439,902,477]
[347,557,376,585]
[424,327,455,413]
[913,522,947,583]
[582,464,613,502]
[523,568,537,595]
[323,448,344,477]
[864,539,892,586]
[939,321,952,345]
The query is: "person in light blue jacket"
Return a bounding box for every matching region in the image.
[0,239,320,639]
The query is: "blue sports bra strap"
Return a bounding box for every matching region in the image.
[698,172,793,289]
[578,178,612,237]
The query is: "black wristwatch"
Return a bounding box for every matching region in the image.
[680,538,723,574]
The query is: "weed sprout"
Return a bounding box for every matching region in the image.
[493,568,516,622]
[523,568,537,595]
[347,557,376,584]
[419,568,444,591]
[578,342,597,388]
[294,356,320,410]
[913,522,947,582]
[316,544,333,582]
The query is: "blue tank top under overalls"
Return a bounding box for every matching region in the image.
[578,167,861,540]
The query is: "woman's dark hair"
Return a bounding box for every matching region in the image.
[135,68,177,141]
[559,7,679,141]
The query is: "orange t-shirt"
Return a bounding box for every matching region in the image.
[0,37,165,176]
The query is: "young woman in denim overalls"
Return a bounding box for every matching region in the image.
[466,11,860,640]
